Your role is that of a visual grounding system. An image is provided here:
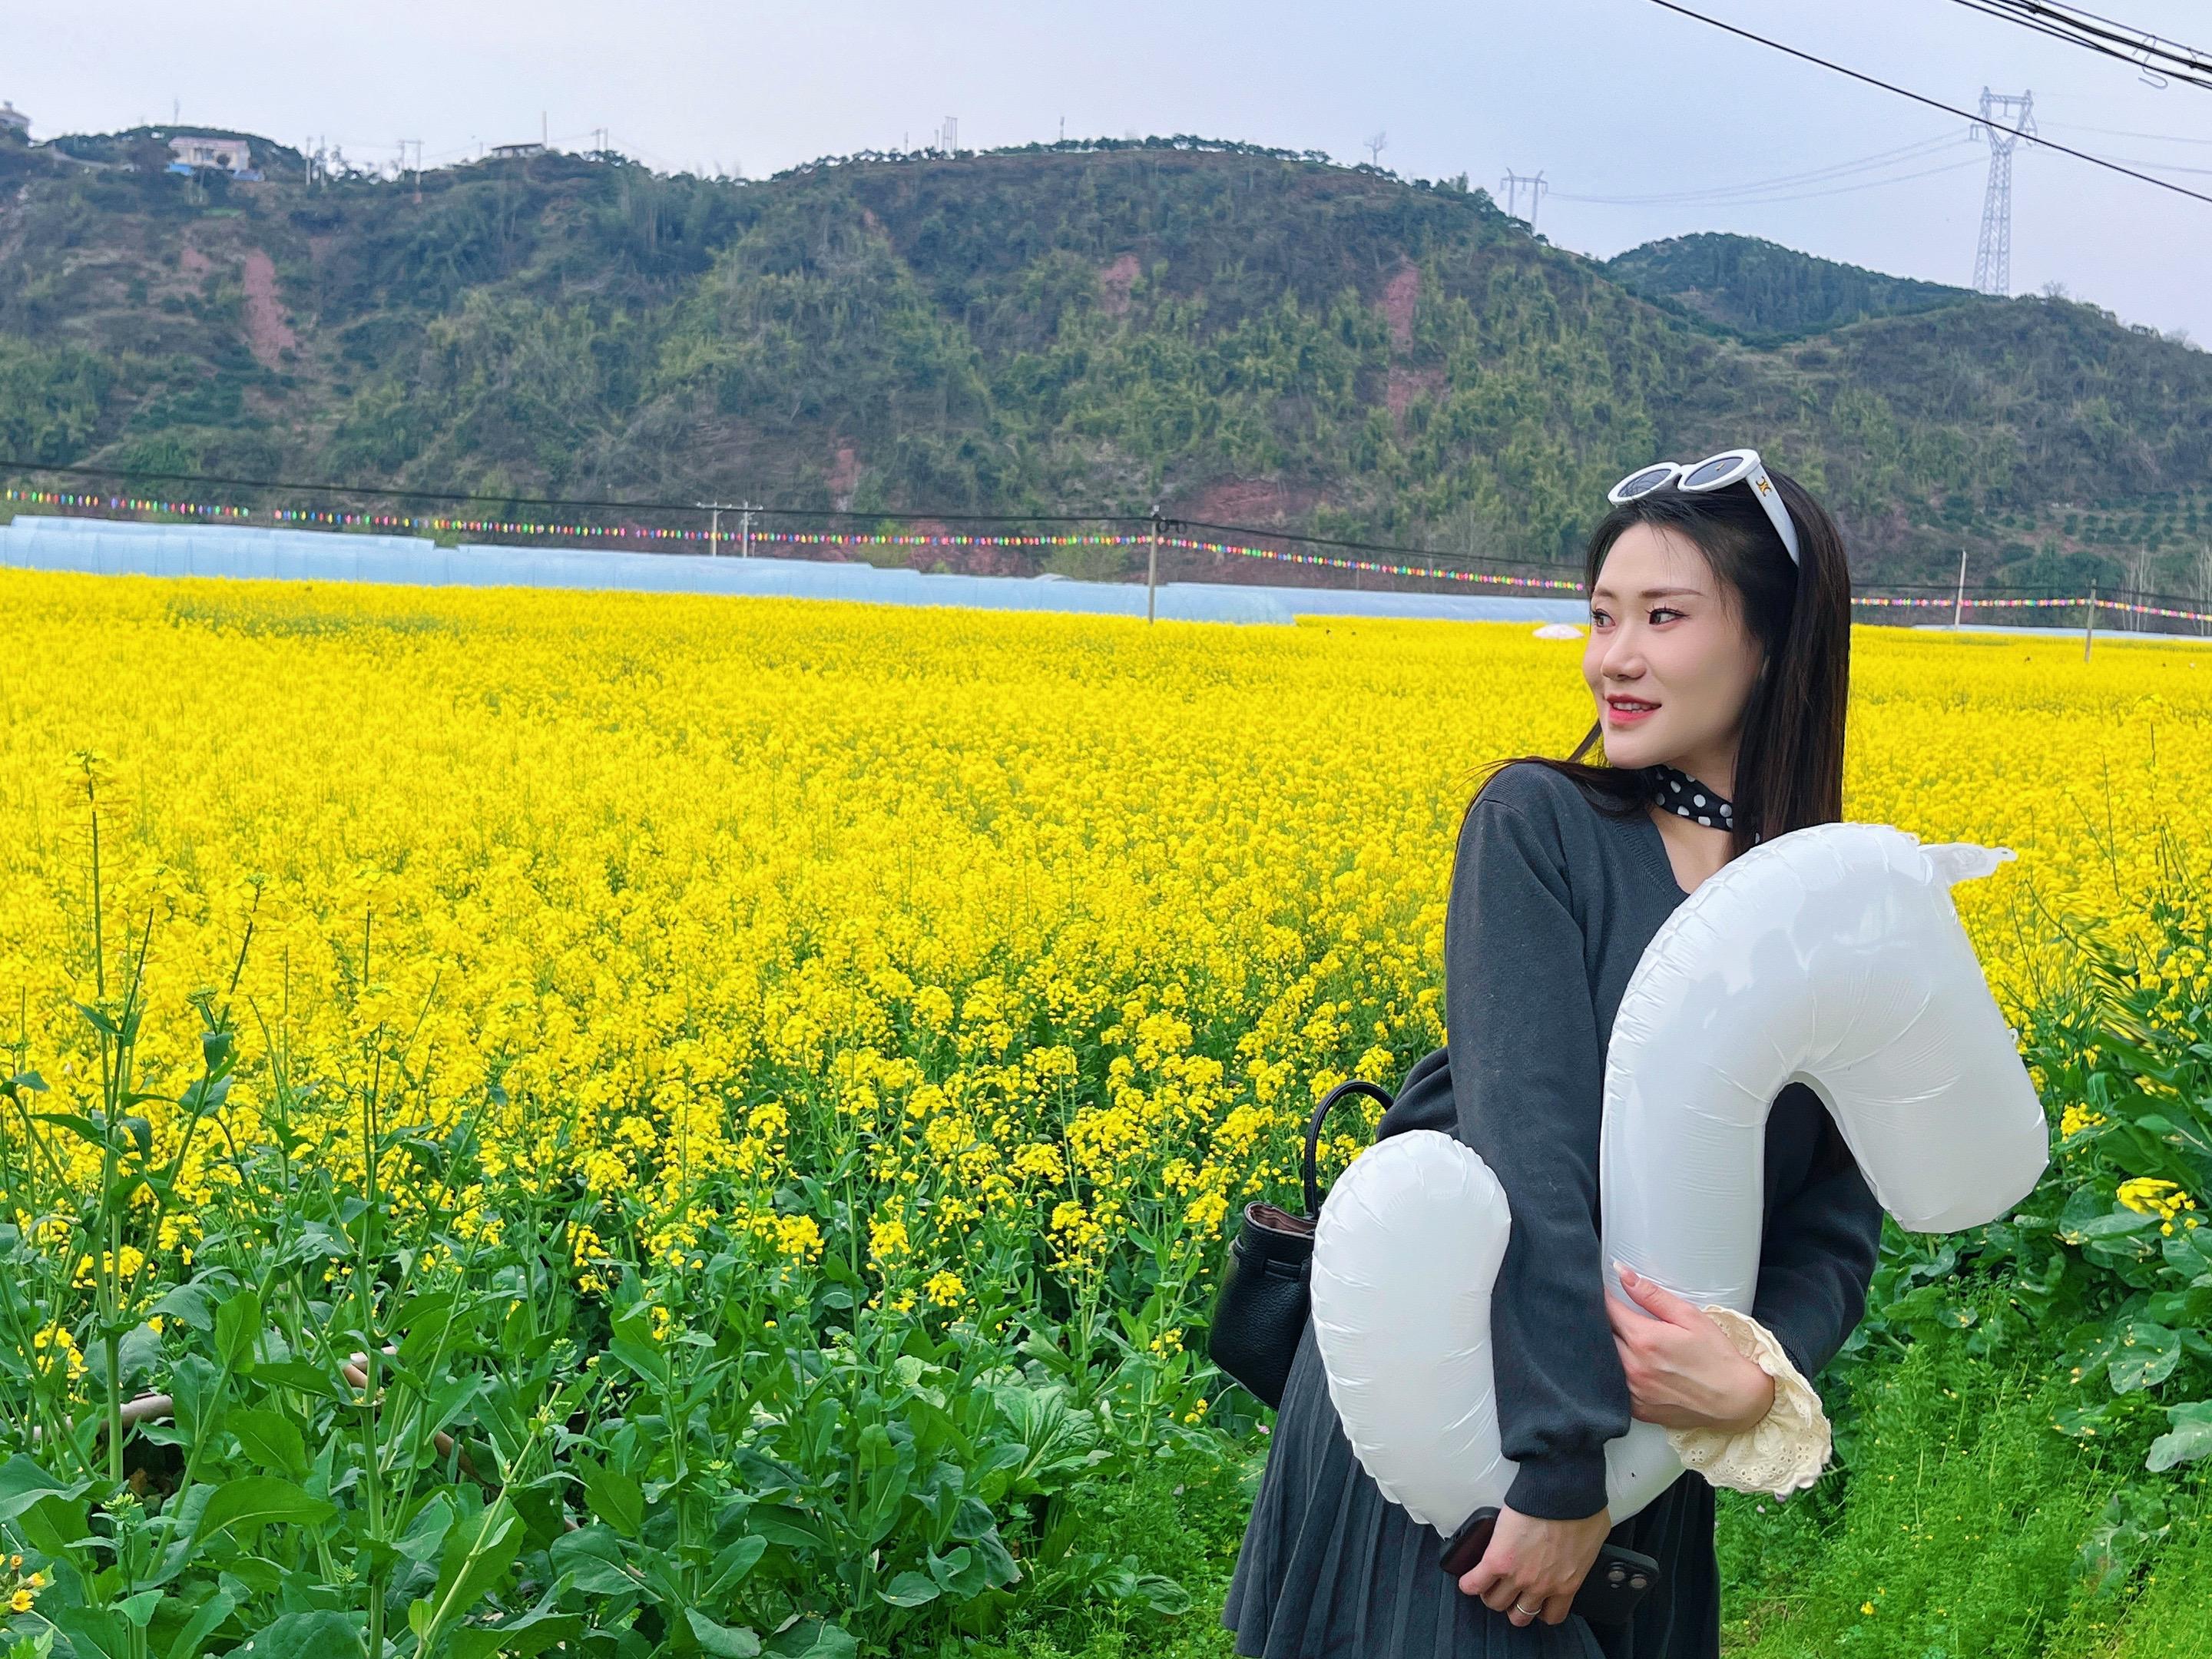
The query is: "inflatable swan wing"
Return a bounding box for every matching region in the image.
[1307,824,2048,1533]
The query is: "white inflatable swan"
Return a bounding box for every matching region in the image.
[1307,823,2049,1532]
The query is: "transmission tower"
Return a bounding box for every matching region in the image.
[1969,88,2035,296]
[1498,170,1548,229]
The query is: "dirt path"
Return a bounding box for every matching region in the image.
[241,248,297,366]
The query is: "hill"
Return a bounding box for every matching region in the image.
[1,127,2207,593]
[1601,233,1973,344]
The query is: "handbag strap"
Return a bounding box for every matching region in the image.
[1303,1078,1396,1215]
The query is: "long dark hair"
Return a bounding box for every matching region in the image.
[1474,465,1853,854]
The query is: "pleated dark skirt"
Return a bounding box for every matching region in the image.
[1221,1320,1720,1659]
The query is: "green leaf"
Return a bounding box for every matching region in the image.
[253,1359,345,1401]
[972,1527,1020,1590]
[227,1408,309,1481]
[147,1283,217,1333]
[702,1533,769,1599]
[685,1610,763,1657]
[230,1611,363,1658]
[856,1422,896,1471]
[604,1332,669,1390]
[195,1475,336,1543]
[746,1505,827,1550]
[162,1586,237,1659]
[2108,1320,2184,1393]
[576,1456,644,1537]
[393,1490,455,1565]
[444,1619,584,1659]
[2051,1402,2120,1439]
[213,1288,261,1376]
[414,1497,523,1647]
[2060,1328,2122,1389]
[927,1543,985,1598]
[49,1606,127,1659]
[15,1490,91,1561]
[548,1525,644,1598]
[2162,1226,2212,1281]
[444,1608,583,1659]
[878,1570,940,1607]
[28,1111,110,1147]
[1125,1572,1192,1614]
[0,1455,87,1524]
[764,1620,857,1659]
[2148,1400,2212,1472]
[2083,1208,2159,1238]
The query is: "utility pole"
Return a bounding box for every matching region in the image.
[400,139,422,202]
[697,500,743,557]
[1147,505,1163,624]
[2084,581,2097,661]
[1366,130,1388,167]
[1498,170,1548,230]
[1952,548,1969,628]
[1969,88,2035,296]
[741,500,754,559]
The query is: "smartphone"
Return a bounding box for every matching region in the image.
[1437,1506,1661,1627]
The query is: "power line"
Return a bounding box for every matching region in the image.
[1644,0,2212,210]
[1559,156,1983,210]
[1945,1,2212,94]
[1552,133,1967,205]
[1693,157,1986,207]
[2044,120,2212,144]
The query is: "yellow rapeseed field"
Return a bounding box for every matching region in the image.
[0,568,2204,1327]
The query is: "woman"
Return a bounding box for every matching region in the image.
[1221,452,1886,1657]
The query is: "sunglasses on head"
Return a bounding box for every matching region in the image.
[1606,448,1801,567]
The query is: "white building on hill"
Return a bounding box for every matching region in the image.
[169,134,253,174]
[0,104,29,136]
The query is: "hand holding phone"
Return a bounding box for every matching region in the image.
[1438,1506,1661,1627]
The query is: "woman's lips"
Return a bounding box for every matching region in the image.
[1605,697,1659,724]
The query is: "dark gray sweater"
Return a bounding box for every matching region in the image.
[1382,760,1885,1520]
[1222,760,1886,1657]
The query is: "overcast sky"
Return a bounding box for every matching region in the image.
[15,1,2212,340]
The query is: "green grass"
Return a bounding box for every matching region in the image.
[1720,1331,2211,1658]
[2049,1505,2212,1659]
[969,1439,1252,1659]
[984,1325,2212,1659]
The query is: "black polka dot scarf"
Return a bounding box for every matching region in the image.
[1648,763,1760,843]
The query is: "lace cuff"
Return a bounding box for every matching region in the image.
[1664,1306,1832,1499]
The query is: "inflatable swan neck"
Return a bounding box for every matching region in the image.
[1921,842,2015,886]
[1308,823,2050,1532]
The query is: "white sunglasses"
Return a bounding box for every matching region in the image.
[1606,448,1802,566]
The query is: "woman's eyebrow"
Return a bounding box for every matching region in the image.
[1590,585,1705,601]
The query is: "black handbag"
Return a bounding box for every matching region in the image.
[1205,1078,1396,1409]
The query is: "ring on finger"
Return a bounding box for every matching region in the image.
[1513,1600,1542,1618]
